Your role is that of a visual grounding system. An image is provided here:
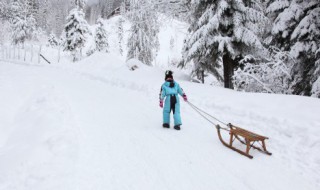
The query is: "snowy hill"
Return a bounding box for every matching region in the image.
[0,52,320,189]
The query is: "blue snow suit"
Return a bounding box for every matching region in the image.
[160,80,185,126]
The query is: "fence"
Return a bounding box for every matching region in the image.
[0,44,62,64]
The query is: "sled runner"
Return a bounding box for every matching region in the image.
[216,123,272,159]
[187,101,272,159]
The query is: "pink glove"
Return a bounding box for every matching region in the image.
[159,100,163,108]
[182,94,188,102]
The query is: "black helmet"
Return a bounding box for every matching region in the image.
[165,70,173,80]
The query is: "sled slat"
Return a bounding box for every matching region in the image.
[216,124,271,159]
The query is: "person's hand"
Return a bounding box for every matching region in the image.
[159,100,164,108]
[183,94,188,102]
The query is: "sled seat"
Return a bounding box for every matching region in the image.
[216,124,272,159]
[228,124,272,158]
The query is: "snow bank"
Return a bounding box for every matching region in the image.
[1,52,319,189]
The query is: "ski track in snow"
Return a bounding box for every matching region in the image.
[0,60,319,190]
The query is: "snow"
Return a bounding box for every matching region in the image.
[0,52,320,189]
[0,12,320,190]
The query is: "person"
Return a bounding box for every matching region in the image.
[159,70,187,130]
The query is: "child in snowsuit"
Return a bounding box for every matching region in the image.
[159,70,187,130]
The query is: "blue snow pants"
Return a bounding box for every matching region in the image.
[163,94,181,126]
[160,81,184,126]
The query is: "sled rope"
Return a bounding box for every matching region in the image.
[186,101,229,131]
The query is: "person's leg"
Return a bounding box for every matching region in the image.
[163,97,171,127]
[173,102,182,129]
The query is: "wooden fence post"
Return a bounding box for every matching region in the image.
[13,46,16,59]
[38,45,42,64]
[9,46,11,59]
[31,45,33,62]
[18,46,21,60]
[24,45,27,61]
[58,46,61,63]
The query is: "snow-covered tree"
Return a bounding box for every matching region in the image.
[117,17,124,56]
[0,1,7,20]
[126,0,160,65]
[311,49,320,97]
[48,32,59,47]
[182,0,268,87]
[155,0,189,20]
[75,0,86,10]
[95,18,109,52]
[25,0,39,22]
[9,0,36,45]
[63,8,90,61]
[267,0,320,96]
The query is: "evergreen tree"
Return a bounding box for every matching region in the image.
[117,17,124,56]
[26,0,39,22]
[0,1,7,20]
[75,0,86,10]
[267,0,320,96]
[48,32,59,47]
[182,0,268,87]
[63,8,90,61]
[95,18,109,52]
[9,0,36,45]
[126,0,159,65]
[37,0,49,31]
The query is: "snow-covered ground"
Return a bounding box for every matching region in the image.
[0,52,320,189]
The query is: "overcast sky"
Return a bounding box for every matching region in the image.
[87,0,99,6]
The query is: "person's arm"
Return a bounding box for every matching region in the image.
[177,83,188,101]
[160,85,166,100]
[159,85,165,108]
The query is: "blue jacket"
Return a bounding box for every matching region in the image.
[160,80,184,100]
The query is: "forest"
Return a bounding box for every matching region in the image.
[0,0,319,98]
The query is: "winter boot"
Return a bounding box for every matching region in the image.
[174,125,181,130]
[163,123,170,128]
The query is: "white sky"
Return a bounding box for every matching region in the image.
[87,0,99,5]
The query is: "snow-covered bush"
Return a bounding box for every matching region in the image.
[86,46,96,57]
[234,49,294,94]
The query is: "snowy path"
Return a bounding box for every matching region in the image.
[0,60,319,190]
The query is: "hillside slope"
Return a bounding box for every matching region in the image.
[0,54,319,190]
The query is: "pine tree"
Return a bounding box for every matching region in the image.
[63,8,90,61]
[25,0,39,23]
[75,0,86,10]
[0,1,7,20]
[9,0,36,45]
[267,0,320,96]
[95,18,109,52]
[37,0,49,32]
[182,0,268,87]
[117,17,124,56]
[126,0,160,65]
[48,32,59,47]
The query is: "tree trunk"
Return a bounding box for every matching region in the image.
[223,53,235,89]
[201,70,205,84]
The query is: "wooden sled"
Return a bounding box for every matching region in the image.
[216,123,272,159]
